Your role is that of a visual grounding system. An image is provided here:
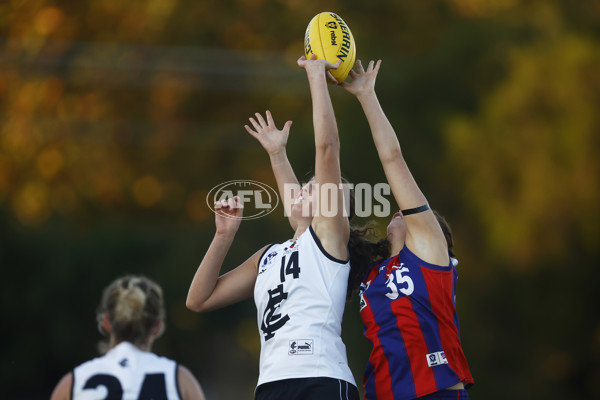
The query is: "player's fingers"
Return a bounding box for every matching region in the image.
[227,197,236,210]
[234,197,244,217]
[372,59,382,76]
[215,199,230,213]
[244,125,258,137]
[265,110,275,127]
[249,117,262,132]
[356,59,365,74]
[348,69,358,79]
[367,60,375,72]
[323,59,342,70]
[233,195,243,209]
[282,120,293,134]
[326,71,338,85]
[255,112,267,128]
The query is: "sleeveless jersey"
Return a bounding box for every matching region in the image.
[359,246,474,400]
[254,225,356,389]
[72,341,181,400]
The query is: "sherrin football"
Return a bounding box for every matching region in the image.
[304,12,356,82]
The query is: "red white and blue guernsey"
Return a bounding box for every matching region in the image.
[358,246,474,400]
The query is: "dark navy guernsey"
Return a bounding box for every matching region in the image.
[358,246,474,400]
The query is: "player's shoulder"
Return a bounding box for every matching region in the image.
[132,346,176,366]
[256,242,280,264]
[73,350,107,372]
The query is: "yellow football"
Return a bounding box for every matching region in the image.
[304,12,357,82]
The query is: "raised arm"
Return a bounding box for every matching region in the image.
[244,111,300,230]
[342,60,448,263]
[186,196,268,312]
[297,55,349,261]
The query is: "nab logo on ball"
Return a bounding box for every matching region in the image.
[207,180,279,220]
[304,12,356,82]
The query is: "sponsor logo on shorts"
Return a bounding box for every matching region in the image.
[289,339,313,355]
[426,351,448,367]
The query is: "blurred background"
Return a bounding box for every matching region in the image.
[1,0,599,398]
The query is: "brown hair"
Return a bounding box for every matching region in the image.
[96,275,165,352]
[342,178,391,300]
[347,209,456,300]
[433,209,455,258]
[347,223,390,300]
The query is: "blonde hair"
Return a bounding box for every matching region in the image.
[96,275,165,352]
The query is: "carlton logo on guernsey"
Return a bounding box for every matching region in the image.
[358,246,474,400]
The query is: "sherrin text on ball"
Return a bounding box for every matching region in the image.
[304,12,356,82]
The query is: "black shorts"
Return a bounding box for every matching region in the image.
[255,377,359,400]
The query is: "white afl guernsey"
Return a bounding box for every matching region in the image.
[254,225,356,388]
[72,341,181,399]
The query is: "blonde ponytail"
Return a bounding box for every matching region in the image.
[115,280,147,323]
[96,275,165,353]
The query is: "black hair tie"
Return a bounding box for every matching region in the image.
[401,204,430,216]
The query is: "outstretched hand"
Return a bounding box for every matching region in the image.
[244,111,292,156]
[297,54,341,84]
[214,196,243,236]
[341,59,382,98]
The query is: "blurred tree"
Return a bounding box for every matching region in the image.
[445,3,600,268]
[441,2,600,398]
